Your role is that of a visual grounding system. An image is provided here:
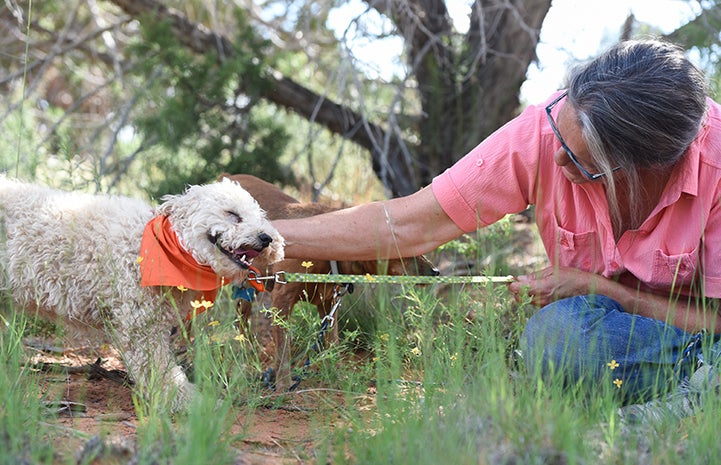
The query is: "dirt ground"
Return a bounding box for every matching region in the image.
[30,337,349,465]
[25,217,544,465]
[28,313,353,465]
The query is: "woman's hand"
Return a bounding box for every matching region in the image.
[508,266,721,334]
[507,266,599,306]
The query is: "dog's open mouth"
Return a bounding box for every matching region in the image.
[208,233,261,269]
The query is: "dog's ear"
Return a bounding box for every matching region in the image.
[155,194,179,216]
[218,172,231,182]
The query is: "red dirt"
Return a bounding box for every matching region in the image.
[31,340,341,465]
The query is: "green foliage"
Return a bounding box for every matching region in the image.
[661,1,721,101]
[0,312,55,465]
[129,10,290,198]
[437,214,517,276]
[0,102,46,179]
[3,262,721,463]
[131,327,241,465]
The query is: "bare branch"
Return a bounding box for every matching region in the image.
[107,0,420,195]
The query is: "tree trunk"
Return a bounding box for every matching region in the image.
[392,0,551,185]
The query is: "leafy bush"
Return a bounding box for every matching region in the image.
[129,10,291,198]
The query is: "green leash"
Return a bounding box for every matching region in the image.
[259,272,515,285]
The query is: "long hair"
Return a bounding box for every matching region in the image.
[566,39,707,232]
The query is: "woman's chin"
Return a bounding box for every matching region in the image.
[562,168,585,184]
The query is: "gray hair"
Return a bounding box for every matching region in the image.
[566,39,707,232]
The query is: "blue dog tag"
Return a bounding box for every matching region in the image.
[232,286,256,302]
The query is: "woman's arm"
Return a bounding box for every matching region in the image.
[509,266,721,334]
[273,185,466,261]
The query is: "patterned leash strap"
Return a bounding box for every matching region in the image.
[267,272,515,285]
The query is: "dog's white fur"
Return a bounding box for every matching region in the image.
[0,176,284,411]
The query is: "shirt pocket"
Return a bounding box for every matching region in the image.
[553,224,599,271]
[651,248,698,287]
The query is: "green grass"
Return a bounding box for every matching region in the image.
[2,241,721,464]
[0,312,56,464]
[2,220,721,464]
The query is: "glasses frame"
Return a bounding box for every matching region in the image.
[545,92,621,181]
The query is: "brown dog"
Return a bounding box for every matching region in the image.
[219,173,438,390]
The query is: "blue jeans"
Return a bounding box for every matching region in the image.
[521,295,720,403]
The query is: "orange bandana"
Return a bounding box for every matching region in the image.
[139,216,267,319]
[139,215,228,303]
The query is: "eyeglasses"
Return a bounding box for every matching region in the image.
[545,91,621,181]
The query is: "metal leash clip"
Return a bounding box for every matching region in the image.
[244,270,287,284]
[273,271,287,284]
[321,284,351,329]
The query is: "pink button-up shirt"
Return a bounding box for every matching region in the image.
[432,93,721,299]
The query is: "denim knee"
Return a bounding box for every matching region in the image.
[521,295,610,382]
[521,295,694,401]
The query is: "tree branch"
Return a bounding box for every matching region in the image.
[106,0,419,195]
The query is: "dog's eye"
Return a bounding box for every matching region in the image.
[227,211,243,223]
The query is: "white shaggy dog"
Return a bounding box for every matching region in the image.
[0,176,284,411]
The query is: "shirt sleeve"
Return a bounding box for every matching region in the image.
[697,105,721,298]
[701,193,721,298]
[431,101,551,233]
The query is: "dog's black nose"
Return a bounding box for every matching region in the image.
[258,233,273,248]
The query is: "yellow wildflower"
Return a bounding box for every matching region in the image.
[607,359,619,370]
[234,333,247,343]
[176,285,188,292]
[136,256,144,264]
[208,320,220,327]
[613,378,623,389]
[191,299,214,310]
[411,347,421,356]
[302,260,314,270]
